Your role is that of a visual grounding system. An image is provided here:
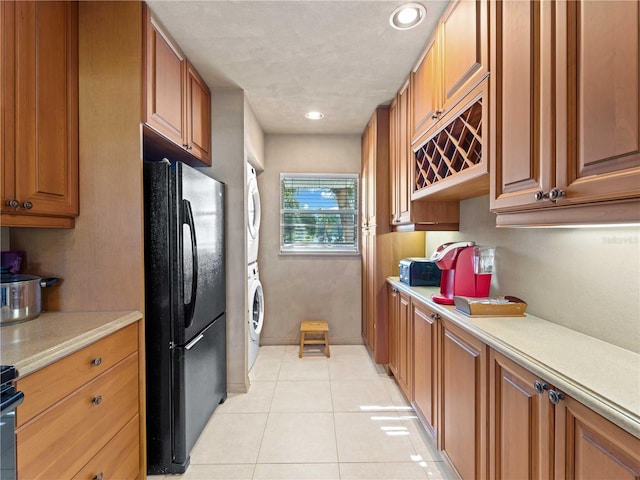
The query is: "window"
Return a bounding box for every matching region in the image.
[280,173,359,255]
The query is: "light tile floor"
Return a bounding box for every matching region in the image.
[151,345,455,480]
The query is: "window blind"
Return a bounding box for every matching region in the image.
[280,173,359,254]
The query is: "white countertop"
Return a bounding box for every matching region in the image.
[0,311,143,377]
[388,277,640,438]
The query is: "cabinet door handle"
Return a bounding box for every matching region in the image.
[548,390,563,405]
[5,199,19,209]
[93,473,104,480]
[533,381,548,394]
[392,288,398,293]
[534,188,566,203]
[548,187,565,202]
[534,191,549,201]
[430,313,441,321]
[91,395,103,405]
[91,357,102,367]
[22,201,33,210]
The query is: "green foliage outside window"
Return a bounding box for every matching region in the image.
[280,174,359,254]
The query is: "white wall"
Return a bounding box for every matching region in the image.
[258,134,363,345]
[425,195,640,353]
[203,88,249,393]
[244,99,265,172]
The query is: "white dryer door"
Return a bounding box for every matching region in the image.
[249,279,264,340]
[247,177,261,239]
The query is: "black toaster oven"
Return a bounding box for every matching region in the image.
[399,258,442,286]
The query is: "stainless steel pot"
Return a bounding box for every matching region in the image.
[0,271,59,325]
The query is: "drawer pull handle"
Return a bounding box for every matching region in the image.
[548,390,563,405]
[92,357,103,366]
[533,381,548,394]
[92,395,103,406]
[93,473,104,480]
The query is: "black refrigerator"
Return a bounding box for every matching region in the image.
[144,160,227,475]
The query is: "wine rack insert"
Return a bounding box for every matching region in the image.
[414,98,483,191]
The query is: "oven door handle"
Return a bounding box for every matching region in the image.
[0,391,24,415]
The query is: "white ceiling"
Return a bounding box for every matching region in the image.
[146,0,448,135]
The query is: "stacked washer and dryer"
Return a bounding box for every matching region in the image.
[247,162,265,371]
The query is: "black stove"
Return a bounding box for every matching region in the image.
[1,365,23,480]
[0,365,17,385]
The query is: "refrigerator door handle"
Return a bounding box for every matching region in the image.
[183,199,199,329]
[184,333,204,350]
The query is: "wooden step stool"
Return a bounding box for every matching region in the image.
[299,320,330,358]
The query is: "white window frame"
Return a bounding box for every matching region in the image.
[280,173,360,256]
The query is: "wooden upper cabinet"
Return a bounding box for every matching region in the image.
[390,80,413,226]
[1,1,79,227]
[407,0,489,206]
[390,78,460,230]
[412,0,488,146]
[556,0,640,205]
[411,35,440,143]
[440,0,488,115]
[143,5,212,166]
[490,0,553,212]
[397,84,411,223]
[143,7,186,147]
[389,96,399,224]
[361,107,390,232]
[492,0,640,225]
[186,62,212,164]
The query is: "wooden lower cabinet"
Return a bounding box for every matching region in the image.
[387,285,398,375]
[555,393,640,479]
[16,323,141,479]
[490,349,640,480]
[389,283,640,480]
[490,350,554,479]
[388,285,412,400]
[439,319,488,480]
[72,414,140,480]
[411,299,439,437]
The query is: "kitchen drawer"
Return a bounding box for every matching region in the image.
[72,414,140,480]
[16,322,138,427]
[16,353,139,480]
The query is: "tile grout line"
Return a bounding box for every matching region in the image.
[328,352,343,480]
[252,347,282,478]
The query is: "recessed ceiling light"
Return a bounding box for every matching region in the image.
[390,3,426,30]
[305,111,324,120]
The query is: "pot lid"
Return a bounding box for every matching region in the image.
[0,266,39,283]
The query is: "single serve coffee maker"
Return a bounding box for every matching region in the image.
[430,241,495,305]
